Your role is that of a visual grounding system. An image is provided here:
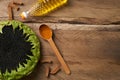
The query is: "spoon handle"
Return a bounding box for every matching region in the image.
[48,38,71,74]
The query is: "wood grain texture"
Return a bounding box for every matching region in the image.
[19,24,120,80]
[0,0,120,24]
[0,0,120,80]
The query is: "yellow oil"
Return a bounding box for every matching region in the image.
[21,0,67,19]
[30,0,67,16]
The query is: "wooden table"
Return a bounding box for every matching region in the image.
[0,0,120,80]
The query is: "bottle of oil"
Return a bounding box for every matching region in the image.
[20,0,67,19]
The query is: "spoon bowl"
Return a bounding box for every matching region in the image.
[39,24,52,40]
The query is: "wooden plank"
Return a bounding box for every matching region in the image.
[19,24,120,80]
[0,0,120,24]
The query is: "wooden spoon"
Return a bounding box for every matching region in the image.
[39,24,71,74]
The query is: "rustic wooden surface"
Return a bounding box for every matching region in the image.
[0,0,120,24]
[0,0,120,80]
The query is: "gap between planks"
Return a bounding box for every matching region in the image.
[26,23,120,31]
